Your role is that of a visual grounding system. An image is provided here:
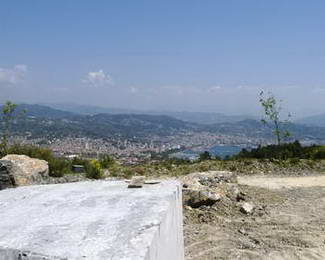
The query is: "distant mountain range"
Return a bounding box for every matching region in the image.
[15,104,75,119]
[44,103,257,124]
[2,104,325,142]
[295,114,325,128]
[32,103,325,128]
[206,119,325,141]
[6,104,198,139]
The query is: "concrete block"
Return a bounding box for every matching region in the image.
[0,180,184,260]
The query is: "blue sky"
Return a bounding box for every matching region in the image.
[1,1,325,117]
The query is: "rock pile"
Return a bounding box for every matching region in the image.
[181,171,254,215]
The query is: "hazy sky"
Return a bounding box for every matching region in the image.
[1,1,325,118]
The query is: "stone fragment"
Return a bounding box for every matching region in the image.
[236,192,246,202]
[240,202,255,214]
[102,169,110,177]
[0,154,49,190]
[144,180,161,185]
[0,247,66,260]
[225,183,240,200]
[238,228,248,235]
[128,176,145,188]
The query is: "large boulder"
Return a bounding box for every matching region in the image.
[183,189,221,208]
[0,154,49,190]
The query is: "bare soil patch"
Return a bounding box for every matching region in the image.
[238,175,325,189]
[184,175,325,259]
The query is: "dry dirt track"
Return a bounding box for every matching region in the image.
[238,175,325,189]
[184,175,325,260]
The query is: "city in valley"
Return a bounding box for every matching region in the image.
[13,129,323,165]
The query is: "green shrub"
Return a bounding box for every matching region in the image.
[197,163,210,172]
[235,141,325,160]
[99,155,115,169]
[312,148,325,160]
[48,157,71,177]
[289,158,300,165]
[4,144,72,177]
[306,160,316,168]
[6,144,53,162]
[71,157,89,166]
[85,159,103,179]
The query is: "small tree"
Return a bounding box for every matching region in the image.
[1,101,18,154]
[0,101,26,154]
[259,91,291,145]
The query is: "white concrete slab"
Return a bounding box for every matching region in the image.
[0,180,184,260]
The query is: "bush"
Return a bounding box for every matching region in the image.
[6,144,53,162]
[289,158,300,165]
[235,141,325,160]
[71,157,89,166]
[197,163,210,172]
[311,146,325,159]
[99,155,115,169]
[3,144,73,177]
[85,159,104,179]
[49,157,71,177]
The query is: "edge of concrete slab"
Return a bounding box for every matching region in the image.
[0,246,66,260]
[0,180,184,260]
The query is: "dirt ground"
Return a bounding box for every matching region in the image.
[184,175,325,260]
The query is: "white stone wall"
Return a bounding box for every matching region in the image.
[145,184,184,260]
